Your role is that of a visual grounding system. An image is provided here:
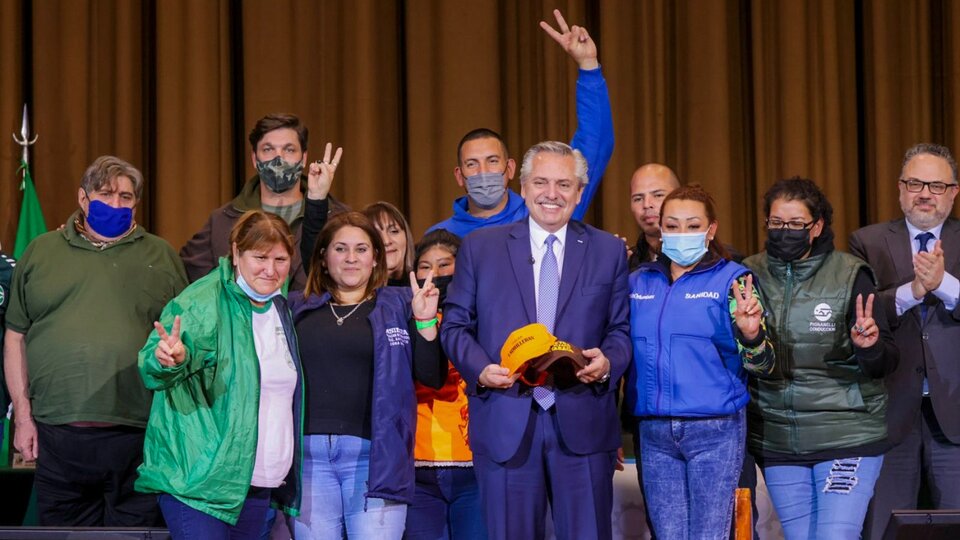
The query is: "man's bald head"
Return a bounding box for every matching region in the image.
[630,163,680,238]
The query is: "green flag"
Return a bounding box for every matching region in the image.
[13,159,46,258]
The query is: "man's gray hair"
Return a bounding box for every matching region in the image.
[519,141,589,186]
[902,143,958,183]
[81,155,144,199]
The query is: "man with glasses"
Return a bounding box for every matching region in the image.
[849,143,960,539]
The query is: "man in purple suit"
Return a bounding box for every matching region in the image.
[442,141,630,540]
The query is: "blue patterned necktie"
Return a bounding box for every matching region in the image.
[533,234,558,410]
[917,231,935,396]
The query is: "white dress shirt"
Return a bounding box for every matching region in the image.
[529,219,567,308]
[895,219,960,315]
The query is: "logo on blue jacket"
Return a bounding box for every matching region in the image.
[684,291,720,300]
[386,327,410,346]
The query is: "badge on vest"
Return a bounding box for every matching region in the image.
[809,302,836,333]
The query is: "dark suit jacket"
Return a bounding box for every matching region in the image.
[441,219,631,463]
[849,218,960,444]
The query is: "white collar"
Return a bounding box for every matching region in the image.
[529,219,568,248]
[905,219,945,241]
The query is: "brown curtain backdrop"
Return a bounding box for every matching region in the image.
[0,0,24,243]
[1,0,958,256]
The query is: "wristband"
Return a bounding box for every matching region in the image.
[415,317,439,330]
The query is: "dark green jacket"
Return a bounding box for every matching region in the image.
[744,250,887,454]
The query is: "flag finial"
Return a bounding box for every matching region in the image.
[12,104,39,172]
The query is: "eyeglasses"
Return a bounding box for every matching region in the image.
[899,178,959,195]
[766,218,814,231]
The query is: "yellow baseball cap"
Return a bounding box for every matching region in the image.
[500,323,557,384]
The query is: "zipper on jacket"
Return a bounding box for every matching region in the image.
[654,282,673,415]
[653,263,721,415]
[780,263,801,454]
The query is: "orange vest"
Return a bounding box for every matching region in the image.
[413,362,472,463]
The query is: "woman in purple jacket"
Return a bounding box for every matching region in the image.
[287,211,446,539]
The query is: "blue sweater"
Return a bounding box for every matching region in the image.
[428,67,614,238]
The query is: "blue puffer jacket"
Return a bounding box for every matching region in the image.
[289,286,422,503]
[625,258,750,418]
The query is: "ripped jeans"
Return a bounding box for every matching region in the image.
[763,455,884,540]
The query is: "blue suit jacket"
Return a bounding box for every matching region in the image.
[441,219,631,463]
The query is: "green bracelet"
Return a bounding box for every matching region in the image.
[415,317,439,330]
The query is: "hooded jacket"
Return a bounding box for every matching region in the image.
[426,67,614,238]
[136,257,303,524]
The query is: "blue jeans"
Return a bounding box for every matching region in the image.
[403,466,486,539]
[639,407,745,540]
[764,455,884,540]
[290,434,407,540]
[159,489,271,540]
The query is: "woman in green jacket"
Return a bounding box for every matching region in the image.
[136,210,304,540]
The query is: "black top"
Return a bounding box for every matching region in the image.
[298,296,445,439]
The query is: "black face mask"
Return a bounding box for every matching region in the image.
[766,228,811,262]
[417,274,454,307]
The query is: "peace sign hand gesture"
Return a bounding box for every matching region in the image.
[850,293,879,349]
[306,142,343,201]
[153,315,185,368]
[410,270,440,321]
[731,274,762,341]
[539,9,600,70]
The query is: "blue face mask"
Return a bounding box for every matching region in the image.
[85,199,133,238]
[236,272,282,303]
[660,231,709,267]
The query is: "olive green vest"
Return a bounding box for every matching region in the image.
[744,250,887,455]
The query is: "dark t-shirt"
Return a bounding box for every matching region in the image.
[299,301,377,439]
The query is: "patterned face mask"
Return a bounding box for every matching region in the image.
[256,155,304,193]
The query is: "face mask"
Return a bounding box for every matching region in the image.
[766,228,811,262]
[85,199,133,238]
[236,272,282,303]
[464,172,506,210]
[660,231,709,267]
[417,274,454,306]
[256,155,304,193]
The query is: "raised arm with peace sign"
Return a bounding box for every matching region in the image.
[850,293,879,349]
[306,142,343,201]
[153,315,185,367]
[730,274,762,341]
[539,9,600,71]
[409,270,440,341]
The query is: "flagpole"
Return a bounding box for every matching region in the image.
[11,105,46,259]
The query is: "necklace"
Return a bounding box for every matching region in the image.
[329,299,368,326]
